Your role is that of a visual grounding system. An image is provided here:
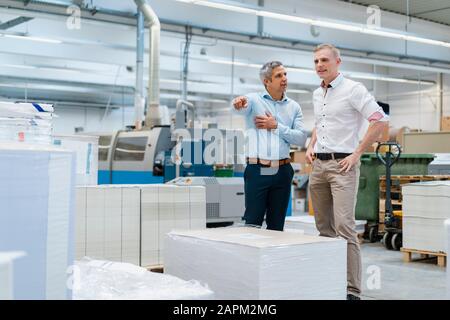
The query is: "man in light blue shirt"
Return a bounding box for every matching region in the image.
[232,61,307,230]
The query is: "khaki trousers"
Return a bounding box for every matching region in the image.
[309,158,361,296]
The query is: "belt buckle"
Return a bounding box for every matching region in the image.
[271,160,279,168]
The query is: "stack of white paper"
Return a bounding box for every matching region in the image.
[403,181,450,253]
[141,185,159,267]
[285,215,367,236]
[52,134,99,185]
[0,142,76,299]
[78,185,141,265]
[73,258,214,300]
[0,252,26,300]
[77,184,207,267]
[0,101,54,144]
[164,227,347,300]
[446,220,450,299]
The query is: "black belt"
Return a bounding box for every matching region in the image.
[315,153,351,160]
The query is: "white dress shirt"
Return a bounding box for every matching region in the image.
[312,73,389,154]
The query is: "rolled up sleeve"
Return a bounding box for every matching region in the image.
[350,84,389,122]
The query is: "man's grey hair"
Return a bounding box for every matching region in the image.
[314,43,341,59]
[259,61,284,84]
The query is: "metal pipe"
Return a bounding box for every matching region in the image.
[175,99,195,129]
[134,10,144,130]
[134,0,161,128]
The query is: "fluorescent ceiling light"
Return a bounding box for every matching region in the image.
[207,59,434,85]
[2,34,62,44]
[1,64,38,70]
[175,0,450,49]
[287,89,311,94]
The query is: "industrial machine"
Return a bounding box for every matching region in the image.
[97,126,175,184]
[163,127,245,182]
[167,176,245,226]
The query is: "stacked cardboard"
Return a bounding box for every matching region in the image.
[0,142,76,299]
[403,181,450,252]
[164,227,347,300]
[76,184,207,267]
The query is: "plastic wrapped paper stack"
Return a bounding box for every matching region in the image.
[72,258,214,300]
[164,227,347,300]
[403,181,450,252]
[0,142,76,299]
[0,101,54,145]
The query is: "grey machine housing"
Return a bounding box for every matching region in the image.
[167,177,245,225]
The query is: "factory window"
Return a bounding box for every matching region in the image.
[114,136,148,161]
[98,135,112,161]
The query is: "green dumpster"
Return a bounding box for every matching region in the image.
[355,153,435,225]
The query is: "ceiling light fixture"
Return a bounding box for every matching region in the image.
[2,34,62,44]
[207,59,435,85]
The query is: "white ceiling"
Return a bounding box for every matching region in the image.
[0,0,448,116]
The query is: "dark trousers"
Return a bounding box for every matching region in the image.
[243,163,294,231]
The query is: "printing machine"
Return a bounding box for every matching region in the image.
[167,176,245,225]
[97,126,175,184]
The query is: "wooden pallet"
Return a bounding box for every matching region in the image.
[401,248,447,267]
[146,264,164,273]
[378,175,450,229]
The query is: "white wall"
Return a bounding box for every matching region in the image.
[53,106,135,134]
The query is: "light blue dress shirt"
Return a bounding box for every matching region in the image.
[234,90,307,160]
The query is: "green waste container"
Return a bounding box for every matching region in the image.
[214,168,234,177]
[355,153,435,224]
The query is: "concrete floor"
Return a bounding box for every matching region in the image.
[360,242,447,300]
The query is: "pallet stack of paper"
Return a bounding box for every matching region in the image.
[285,215,366,236]
[76,184,207,267]
[0,101,54,144]
[403,181,450,253]
[73,258,214,300]
[0,142,76,299]
[446,219,450,299]
[164,227,347,300]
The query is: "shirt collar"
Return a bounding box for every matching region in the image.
[262,89,289,102]
[320,73,344,89]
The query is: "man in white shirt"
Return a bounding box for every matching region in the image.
[306,44,389,300]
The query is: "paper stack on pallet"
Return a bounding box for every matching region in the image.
[403,181,450,253]
[76,184,206,267]
[0,101,54,144]
[285,215,367,236]
[164,227,347,300]
[73,258,214,300]
[0,142,76,299]
[446,220,450,299]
